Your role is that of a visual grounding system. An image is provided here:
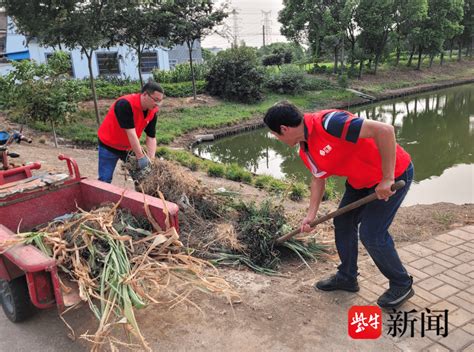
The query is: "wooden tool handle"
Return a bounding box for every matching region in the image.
[276,180,406,244]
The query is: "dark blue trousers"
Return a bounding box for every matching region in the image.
[334,163,414,289]
[98,144,127,183]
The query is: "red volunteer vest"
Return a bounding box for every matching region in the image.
[299,109,411,189]
[98,93,158,151]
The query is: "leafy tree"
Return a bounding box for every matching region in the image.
[392,0,428,66]
[342,0,359,70]
[6,54,79,147]
[108,2,172,87]
[415,0,464,69]
[355,0,395,74]
[454,0,473,59]
[163,0,228,100]
[202,48,215,62]
[206,46,264,103]
[261,47,293,67]
[279,0,327,60]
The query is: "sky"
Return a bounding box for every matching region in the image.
[201,0,287,49]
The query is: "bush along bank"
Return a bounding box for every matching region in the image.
[155,147,339,202]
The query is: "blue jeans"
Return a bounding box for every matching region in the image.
[334,163,414,289]
[98,144,127,183]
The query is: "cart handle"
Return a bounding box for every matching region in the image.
[58,154,81,181]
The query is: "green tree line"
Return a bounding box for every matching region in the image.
[279,0,472,75]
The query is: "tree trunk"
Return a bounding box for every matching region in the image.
[358,60,363,79]
[85,50,101,126]
[137,46,144,88]
[395,33,401,66]
[440,51,444,66]
[458,41,462,61]
[187,41,197,100]
[417,45,423,70]
[367,58,372,70]
[429,54,434,68]
[340,38,345,74]
[51,120,58,148]
[374,53,380,75]
[449,40,454,58]
[333,47,338,74]
[350,41,355,70]
[407,45,415,67]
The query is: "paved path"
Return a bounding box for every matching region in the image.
[355,225,474,351]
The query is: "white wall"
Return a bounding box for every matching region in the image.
[5,17,170,80]
[5,17,27,54]
[28,42,170,80]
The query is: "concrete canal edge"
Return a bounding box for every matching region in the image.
[187,78,474,151]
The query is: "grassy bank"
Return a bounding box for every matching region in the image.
[26,89,353,145]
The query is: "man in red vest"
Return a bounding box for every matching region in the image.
[97,82,164,183]
[263,101,415,309]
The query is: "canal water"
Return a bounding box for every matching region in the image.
[193,84,474,205]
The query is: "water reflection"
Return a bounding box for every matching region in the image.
[194,84,474,205]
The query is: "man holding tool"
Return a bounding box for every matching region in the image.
[263,101,414,309]
[97,81,164,183]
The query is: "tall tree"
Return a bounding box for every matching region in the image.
[455,0,473,58]
[164,0,228,100]
[355,0,395,75]
[415,0,463,69]
[279,0,327,61]
[392,0,427,66]
[109,2,172,87]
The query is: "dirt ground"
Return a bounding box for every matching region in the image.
[1,73,473,350]
[3,139,473,351]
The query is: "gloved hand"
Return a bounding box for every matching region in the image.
[137,156,150,170]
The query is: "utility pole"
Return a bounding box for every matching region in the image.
[231,9,239,48]
[261,11,272,46]
[262,25,266,47]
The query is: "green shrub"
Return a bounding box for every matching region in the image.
[325,178,339,200]
[225,163,246,181]
[97,75,138,86]
[303,76,334,91]
[208,164,225,177]
[269,179,287,192]
[254,175,274,189]
[73,79,205,100]
[347,66,359,79]
[264,65,305,94]
[188,159,200,171]
[206,47,264,103]
[156,147,172,158]
[337,74,349,88]
[173,150,202,170]
[241,171,253,184]
[161,81,206,97]
[308,64,328,74]
[152,63,209,83]
[289,182,308,201]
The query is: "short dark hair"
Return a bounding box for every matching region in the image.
[263,101,303,134]
[142,81,164,95]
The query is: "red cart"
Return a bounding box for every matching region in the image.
[0,154,179,322]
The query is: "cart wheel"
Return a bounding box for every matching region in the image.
[0,277,35,322]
